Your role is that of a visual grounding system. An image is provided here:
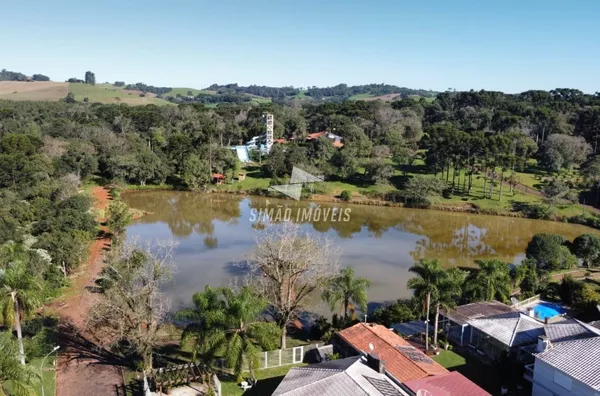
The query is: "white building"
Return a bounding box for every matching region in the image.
[530,336,600,396]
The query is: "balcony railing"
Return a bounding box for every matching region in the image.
[523,363,534,382]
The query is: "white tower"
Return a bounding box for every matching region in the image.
[264,113,274,152]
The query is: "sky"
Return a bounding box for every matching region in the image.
[2,0,599,93]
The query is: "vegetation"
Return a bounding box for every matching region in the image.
[0,331,38,396]
[321,266,371,320]
[177,285,280,379]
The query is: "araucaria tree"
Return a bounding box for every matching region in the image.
[245,222,340,348]
[321,266,370,321]
[0,262,43,365]
[176,285,280,379]
[88,239,177,371]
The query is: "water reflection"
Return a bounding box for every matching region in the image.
[122,191,595,309]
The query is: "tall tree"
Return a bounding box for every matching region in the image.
[432,268,466,346]
[84,71,96,85]
[177,286,279,380]
[571,234,600,268]
[321,266,371,321]
[406,259,445,351]
[0,263,43,365]
[245,222,340,348]
[464,260,512,303]
[0,331,38,396]
[89,239,176,371]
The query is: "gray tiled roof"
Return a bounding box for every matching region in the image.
[544,318,600,342]
[535,337,600,390]
[467,312,545,347]
[272,356,408,396]
[441,301,516,325]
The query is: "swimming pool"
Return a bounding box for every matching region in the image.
[531,302,567,320]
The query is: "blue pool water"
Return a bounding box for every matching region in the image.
[532,302,567,320]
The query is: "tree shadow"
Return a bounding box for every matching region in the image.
[243,376,285,396]
[57,321,131,368]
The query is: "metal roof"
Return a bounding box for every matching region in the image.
[535,337,600,390]
[467,312,545,347]
[272,356,409,396]
[441,301,516,325]
[391,321,427,337]
[544,318,600,342]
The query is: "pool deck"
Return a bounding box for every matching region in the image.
[514,298,570,323]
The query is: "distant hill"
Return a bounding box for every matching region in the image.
[0,67,437,105]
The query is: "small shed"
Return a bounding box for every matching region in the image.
[212,173,225,185]
[238,172,246,181]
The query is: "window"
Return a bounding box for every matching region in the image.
[553,370,572,391]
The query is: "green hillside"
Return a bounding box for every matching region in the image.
[69,83,172,105]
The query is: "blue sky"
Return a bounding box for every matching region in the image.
[2,0,599,93]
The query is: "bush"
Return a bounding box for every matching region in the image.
[340,190,351,202]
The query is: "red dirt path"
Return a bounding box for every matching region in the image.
[51,186,122,396]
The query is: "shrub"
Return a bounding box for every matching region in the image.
[340,190,351,202]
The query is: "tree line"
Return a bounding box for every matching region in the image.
[0,68,50,82]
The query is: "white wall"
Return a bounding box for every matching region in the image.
[532,358,597,396]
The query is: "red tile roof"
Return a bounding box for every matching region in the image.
[337,323,448,383]
[405,371,491,396]
[306,131,327,140]
[211,173,225,179]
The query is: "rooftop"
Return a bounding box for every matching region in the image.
[391,320,427,337]
[441,301,516,326]
[467,312,545,347]
[544,318,600,343]
[337,323,448,383]
[535,337,600,391]
[272,356,409,396]
[405,371,491,396]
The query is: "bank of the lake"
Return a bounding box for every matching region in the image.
[121,191,597,312]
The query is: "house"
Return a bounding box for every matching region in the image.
[439,301,517,346]
[335,323,490,395]
[467,312,545,360]
[211,173,225,185]
[272,355,411,396]
[336,323,448,383]
[404,371,491,396]
[306,131,344,148]
[528,336,600,396]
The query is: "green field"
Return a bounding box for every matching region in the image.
[68,83,172,105]
[349,93,376,100]
[163,87,217,97]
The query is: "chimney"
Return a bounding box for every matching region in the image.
[367,353,385,374]
[527,307,535,318]
[536,335,550,353]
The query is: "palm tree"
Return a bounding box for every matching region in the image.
[466,260,512,303]
[177,285,280,380]
[407,259,446,351]
[432,268,466,346]
[0,263,43,365]
[321,267,371,321]
[0,331,38,396]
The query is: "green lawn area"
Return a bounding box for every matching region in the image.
[433,349,466,369]
[220,363,305,396]
[349,93,375,100]
[164,87,217,97]
[68,83,172,105]
[30,357,57,396]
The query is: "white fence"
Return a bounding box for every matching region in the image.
[212,373,221,396]
[511,294,541,308]
[215,343,320,372]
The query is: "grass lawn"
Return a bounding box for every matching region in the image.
[349,93,375,100]
[30,356,57,396]
[165,87,216,97]
[432,349,466,369]
[68,83,172,105]
[220,363,305,396]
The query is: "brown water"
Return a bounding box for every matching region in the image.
[121,191,594,311]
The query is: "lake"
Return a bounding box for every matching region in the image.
[122,191,594,311]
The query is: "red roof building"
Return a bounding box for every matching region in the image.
[405,371,491,396]
[337,323,448,383]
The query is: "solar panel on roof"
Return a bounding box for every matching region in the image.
[395,345,434,364]
[364,376,402,396]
